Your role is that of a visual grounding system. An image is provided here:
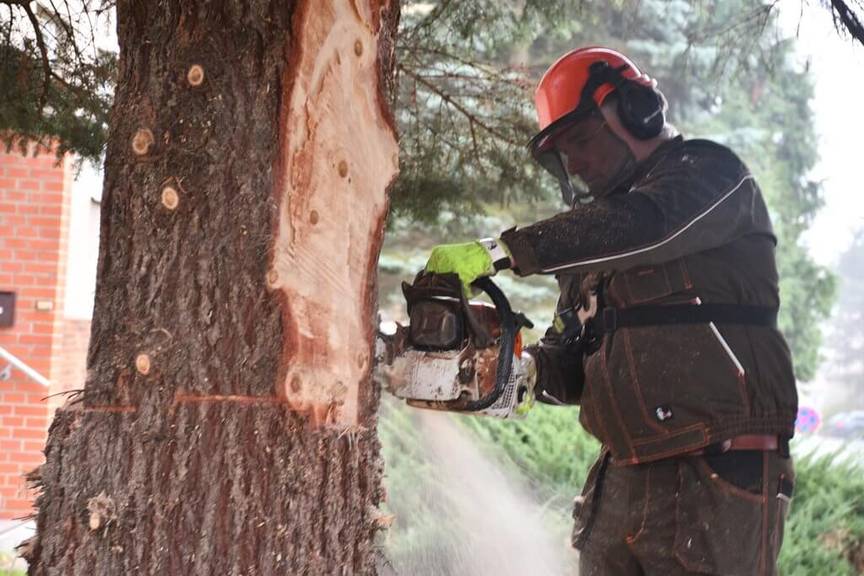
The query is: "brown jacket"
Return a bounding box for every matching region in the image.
[502,137,797,464]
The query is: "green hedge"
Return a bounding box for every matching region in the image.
[380,400,864,575]
[780,452,864,575]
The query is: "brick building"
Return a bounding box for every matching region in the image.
[0,143,100,520]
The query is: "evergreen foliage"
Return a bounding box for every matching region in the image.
[0,1,114,163]
[778,450,864,575]
[463,405,599,499]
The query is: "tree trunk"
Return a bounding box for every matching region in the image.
[23,0,400,573]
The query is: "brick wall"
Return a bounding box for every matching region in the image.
[0,142,72,519]
[51,319,92,410]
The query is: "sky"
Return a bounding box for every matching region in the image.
[779,2,864,267]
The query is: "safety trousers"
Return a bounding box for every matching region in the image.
[573,450,795,576]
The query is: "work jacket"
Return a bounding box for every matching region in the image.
[502,136,797,465]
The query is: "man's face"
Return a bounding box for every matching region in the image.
[551,109,635,197]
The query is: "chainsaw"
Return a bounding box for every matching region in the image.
[374,271,535,418]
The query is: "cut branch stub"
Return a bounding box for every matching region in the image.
[267,269,280,288]
[186,64,205,86]
[272,0,399,428]
[161,185,179,210]
[131,129,154,156]
[86,491,116,532]
[135,353,151,375]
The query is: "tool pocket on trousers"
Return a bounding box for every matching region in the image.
[673,458,765,575]
[571,452,608,550]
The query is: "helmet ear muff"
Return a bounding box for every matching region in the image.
[584,61,665,140]
[615,80,665,140]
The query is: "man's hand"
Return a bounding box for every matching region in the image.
[425,238,512,294]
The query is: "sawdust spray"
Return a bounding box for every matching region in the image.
[382,410,578,576]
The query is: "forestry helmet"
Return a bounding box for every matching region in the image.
[528,46,665,204]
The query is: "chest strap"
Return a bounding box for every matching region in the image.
[592,304,778,334]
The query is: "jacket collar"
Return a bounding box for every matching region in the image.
[610,135,684,195]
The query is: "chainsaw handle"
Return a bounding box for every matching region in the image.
[454,277,518,412]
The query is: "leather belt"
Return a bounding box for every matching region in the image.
[722,434,779,451]
[690,434,780,456]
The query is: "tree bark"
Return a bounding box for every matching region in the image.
[24,0,400,574]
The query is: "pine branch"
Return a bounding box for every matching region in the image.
[397,62,521,147]
[3,0,52,114]
[402,0,454,40]
[827,0,864,46]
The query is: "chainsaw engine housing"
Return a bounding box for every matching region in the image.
[375,273,533,418]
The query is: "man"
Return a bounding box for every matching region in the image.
[424,47,797,575]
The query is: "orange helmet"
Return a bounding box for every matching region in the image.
[528,47,663,204]
[534,47,654,133]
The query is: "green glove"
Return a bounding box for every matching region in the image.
[425,238,512,294]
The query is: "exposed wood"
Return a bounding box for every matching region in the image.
[271,0,400,426]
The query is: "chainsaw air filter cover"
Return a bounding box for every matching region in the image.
[409,298,464,350]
